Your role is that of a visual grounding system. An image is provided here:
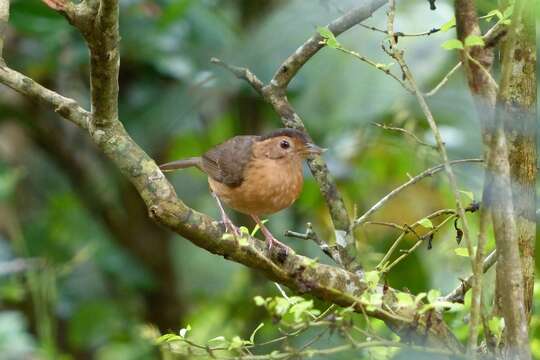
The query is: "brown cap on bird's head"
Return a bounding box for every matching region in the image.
[257,128,325,159]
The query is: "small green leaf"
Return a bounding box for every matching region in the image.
[179,324,191,338]
[459,190,475,201]
[207,336,228,347]
[228,336,246,351]
[317,26,340,49]
[441,39,464,50]
[369,293,382,307]
[418,218,434,229]
[249,323,264,344]
[396,292,414,307]
[415,292,427,305]
[485,9,503,21]
[222,233,235,241]
[454,247,469,257]
[254,296,266,306]
[365,271,380,289]
[432,300,464,312]
[317,26,334,40]
[440,17,456,32]
[427,289,441,304]
[465,35,485,47]
[274,298,290,316]
[304,257,319,269]
[157,333,183,343]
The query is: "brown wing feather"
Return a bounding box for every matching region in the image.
[202,135,257,187]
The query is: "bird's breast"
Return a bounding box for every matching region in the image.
[208,157,304,216]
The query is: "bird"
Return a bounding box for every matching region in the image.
[159,128,324,250]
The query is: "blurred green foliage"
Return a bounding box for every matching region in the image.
[0,0,538,359]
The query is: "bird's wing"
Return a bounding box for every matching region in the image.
[202,135,257,187]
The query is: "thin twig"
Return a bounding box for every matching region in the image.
[382,214,456,273]
[425,62,462,97]
[359,23,441,37]
[371,122,435,148]
[352,159,482,229]
[335,47,413,93]
[466,53,498,91]
[210,57,264,95]
[375,209,457,270]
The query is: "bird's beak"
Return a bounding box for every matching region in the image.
[305,142,326,155]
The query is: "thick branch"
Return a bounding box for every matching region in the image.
[87,0,120,127]
[489,0,533,355]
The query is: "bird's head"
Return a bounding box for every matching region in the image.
[255,128,325,160]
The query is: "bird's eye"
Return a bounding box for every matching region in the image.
[280,140,290,149]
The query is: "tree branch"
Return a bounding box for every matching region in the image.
[0,65,89,129]
[499,0,536,321]
[87,0,120,127]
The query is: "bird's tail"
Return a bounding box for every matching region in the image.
[159,157,203,172]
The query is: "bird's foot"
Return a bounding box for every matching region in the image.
[264,233,288,254]
[220,217,240,238]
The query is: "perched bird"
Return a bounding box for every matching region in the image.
[159,128,324,250]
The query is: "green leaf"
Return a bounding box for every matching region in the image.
[317,26,334,39]
[427,289,441,304]
[317,26,340,49]
[396,293,414,307]
[179,324,191,338]
[440,17,456,32]
[207,336,228,347]
[418,218,434,229]
[432,301,464,312]
[290,300,315,322]
[464,35,485,47]
[228,336,247,351]
[365,271,380,289]
[485,9,503,21]
[441,39,464,50]
[157,333,183,343]
[221,233,234,241]
[454,247,469,257]
[274,298,290,316]
[415,292,427,305]
[459,190,475,201]
[249,323,264,344]
[253,296,266,306]
[369,293,382,307]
